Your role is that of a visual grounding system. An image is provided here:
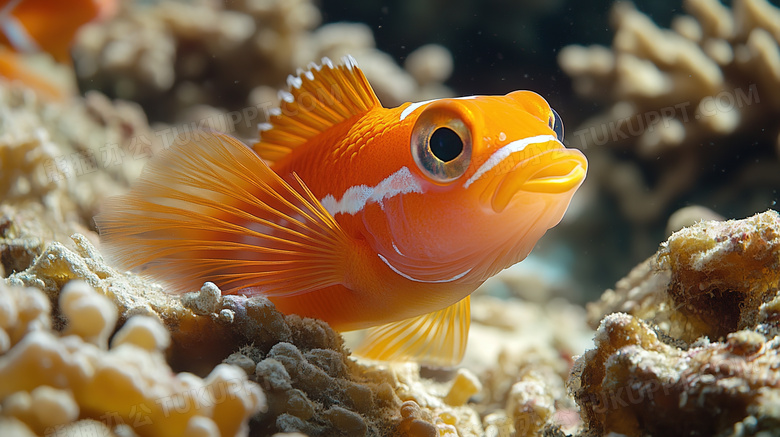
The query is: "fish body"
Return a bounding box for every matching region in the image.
[97,56,587,365]
[0,0,116,100]
[0,0,116,62]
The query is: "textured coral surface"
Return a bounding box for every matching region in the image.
[571,210,780,436]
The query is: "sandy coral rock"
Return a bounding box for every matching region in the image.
[570,312,780,436]
[588,210,780,344]
[658,209,780,341]
[397,401,437,437]
[390,363,484,436]
[506,376,556,437]
[575,210,780,436]
[182,281,223,316]
[6,233,189,330]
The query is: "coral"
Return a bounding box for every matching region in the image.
[587,209,780,343]
[442,369,482,407]
[72,0,455,139]
[558,0,780,225]
[572,210,780,436]
[0,78,161,232]
[60,279,118,348]
[0,280,266,436]
[569,313,780,436]
[4,227,506,436]
[221,294,482,436]
[5,227,545,436]
[6,233,181,323]
[664,204,725,235]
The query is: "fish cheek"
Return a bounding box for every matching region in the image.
[357,196,414,258]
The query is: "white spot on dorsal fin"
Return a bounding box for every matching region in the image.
[320,166,422,216]
[258,122,273,132]
[287,75,303,89]
[321,57,334,69]
[269,107,282,117]
[278,90,294,103]
[307,61,321,72]
[342,55,358,70]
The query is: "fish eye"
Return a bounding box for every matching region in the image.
[550,108,564,141]
[411,110,472,184]
[429,127,463,162]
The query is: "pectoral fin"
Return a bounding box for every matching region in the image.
[96,130,352,297]
[354,295,470,367]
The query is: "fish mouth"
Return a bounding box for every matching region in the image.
[491,148,587,213]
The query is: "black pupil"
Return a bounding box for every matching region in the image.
[429,127,463,162]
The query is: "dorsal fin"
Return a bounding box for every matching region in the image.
[253,55,382,163]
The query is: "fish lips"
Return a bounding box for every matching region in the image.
[489,148,587,213]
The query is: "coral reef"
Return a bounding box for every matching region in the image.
[5,227,565,436]
[10,1,780,436]
[72,0,455,139]
[571,210,780,436]
[465,292,591,437]
[0,280,266,436]
[0,34,595,432]
[0,79,161,232]
[558,0,780,226]
[587,209,780,342]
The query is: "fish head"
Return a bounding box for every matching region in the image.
[367,91,587,283]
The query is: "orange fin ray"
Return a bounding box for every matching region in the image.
[253,56,381,162]
[354,295,471,367]
[96,130,351,296]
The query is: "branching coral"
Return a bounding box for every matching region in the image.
[559,0,780,224]
[72,0,455,139]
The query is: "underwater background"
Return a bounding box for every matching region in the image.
[1,0,780,436]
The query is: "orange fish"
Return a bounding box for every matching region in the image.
[0,0,116,63]
[97,56,587,366]
[0,0,116,100]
